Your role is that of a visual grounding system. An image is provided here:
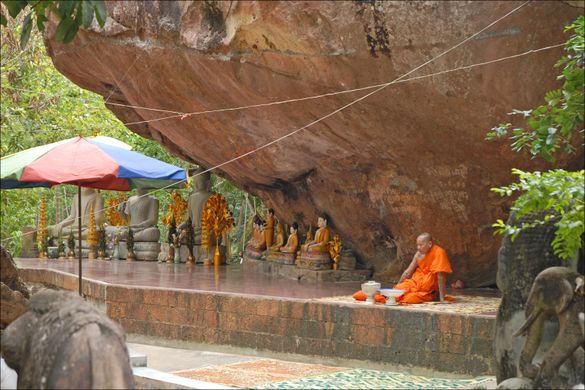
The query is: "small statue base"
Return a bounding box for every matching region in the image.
[118,241,160,261]
[266,250,296,265]
[296,251,332,270]
[244,246,264,260]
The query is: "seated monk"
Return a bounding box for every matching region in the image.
[352,233,453,304]
[301,214,330,253]
[280,222,299,253]
[269,221,285,250]
[394,233,453,304]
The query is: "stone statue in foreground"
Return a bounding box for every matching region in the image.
[1,290,134,389]
[497,267,584,389]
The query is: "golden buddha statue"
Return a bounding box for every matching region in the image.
[269,221,285,250]
[246,215,266,251]
[302,214,330,253]
[280,222,299,253]
[264,208,275,247]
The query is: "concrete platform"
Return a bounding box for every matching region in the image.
[243,258,372,282]
[15,258,500,377]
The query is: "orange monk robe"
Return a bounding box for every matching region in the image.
[280,232,298,253]
[308,227,330,252]
[394,244,453,304]
[264,215,274,247]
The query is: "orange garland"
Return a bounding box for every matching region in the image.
[162,190,188,226]
[106,193,128,226]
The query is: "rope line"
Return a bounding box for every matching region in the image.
[2,41,563,136]
[1,1,530,244]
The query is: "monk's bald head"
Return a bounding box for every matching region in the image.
[416,233,433,254]
[417,233,432,243]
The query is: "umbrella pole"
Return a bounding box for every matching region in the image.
[78,186,82,296]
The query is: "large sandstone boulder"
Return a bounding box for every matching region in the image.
[0,246,29,331]
[43,1,583,286]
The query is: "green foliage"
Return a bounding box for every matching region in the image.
[486,16,584,162]
[0,19,257,258]
[488,17,584,262]
[492,169,584,260]
[0,0,106,48]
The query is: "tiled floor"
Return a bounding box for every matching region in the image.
[173,358,495,389]
[15,258,363,299]
[16,258,500,306]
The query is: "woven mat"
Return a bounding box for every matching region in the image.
[315,294,500,316]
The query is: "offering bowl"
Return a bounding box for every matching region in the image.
[379,289,405,306]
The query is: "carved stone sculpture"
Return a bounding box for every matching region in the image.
[108,188,160,261]
[49,187,104,241]
[179,170,212,244]
[513,267,584,388]
[297,214,333,270]
[1,290,134,389]
[495,212,563,384]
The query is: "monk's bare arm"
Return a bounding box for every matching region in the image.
[399,252,423,282]
[437,272,446,302]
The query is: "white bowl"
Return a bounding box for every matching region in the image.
[361,281,381,304]
[379,289,405,305]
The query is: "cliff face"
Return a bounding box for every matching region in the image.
[43,1,583,286]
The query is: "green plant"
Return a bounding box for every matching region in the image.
[1,0,106,49]
[487,16,584,162]
[492,169,584,260]
[488,16,584,261]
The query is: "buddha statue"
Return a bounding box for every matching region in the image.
[302,214,330,253]
[49,188,104,240]
[106,188,160,261]
[266,222,298,264]
[264,208,275,247]
[280,222,299,253]
[114,188,160,241]
[245,216,261,249]
[297,214,333,270]
[269,221,285,250]
[247,216,266,251]
[178,169,212,244]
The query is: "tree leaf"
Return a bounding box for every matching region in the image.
[56,0,76,19]
[55,17,75,43]
[20,12,33,49]
[4,0,27,18]
[0,12,7,27]
[62,21,79,43]
[80,1,94,28]
[92,0,107,27]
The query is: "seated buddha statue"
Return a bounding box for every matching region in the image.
[301,214,330,253]
[280,222,299,253]
[245,216,260,248]
[107,188,160,242]
[49,188,104,240]
[246,216,266,251]
[268,221,285,251]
